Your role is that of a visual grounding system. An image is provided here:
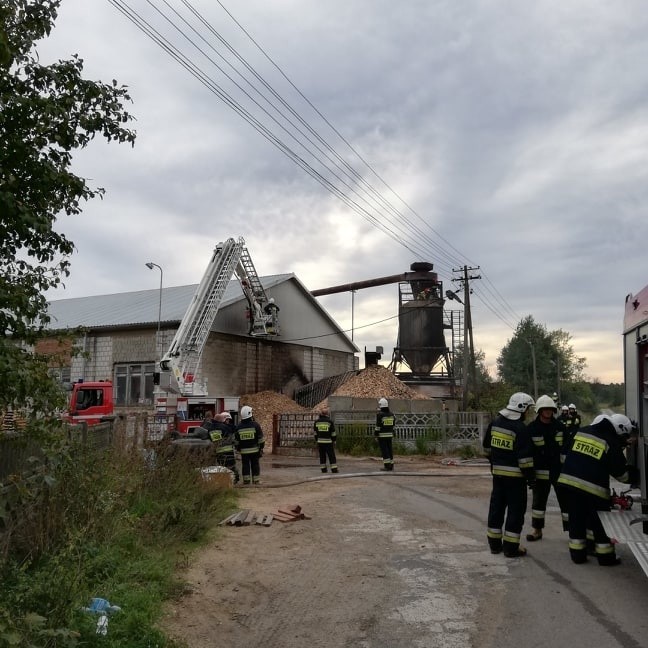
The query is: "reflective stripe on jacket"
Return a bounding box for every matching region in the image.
[482,415,534,480]
[314,416,336,444]
[558,419,630,500]
[375,411,395,438]
[235,420,265,455]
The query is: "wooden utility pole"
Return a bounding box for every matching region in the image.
[453,266,481,409]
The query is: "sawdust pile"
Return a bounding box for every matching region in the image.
[239,390,308,442]
[327,364,430,401]
[240,366,429,444]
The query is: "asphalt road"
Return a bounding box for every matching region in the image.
[164,455,648,648]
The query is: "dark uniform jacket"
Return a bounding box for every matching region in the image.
[482,414,535,481]
[558,418,631,501]
[209,421,236,454]
[375,409,395,438]
[235,418,265,455]
[313,415,336,444]
[527,416,566,480]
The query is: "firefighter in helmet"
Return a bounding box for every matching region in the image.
[483,392,536,557]
[313,408,338,473]
[567,403,581,432]
[211,412,240,484]
[375,397,395,471]
[235,405,265,485]
[558,413,638,566]
[526,395,569,539]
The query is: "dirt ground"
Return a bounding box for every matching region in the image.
[161,454,493,648]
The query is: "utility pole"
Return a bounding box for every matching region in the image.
[525,340,538,400]
[452,266,481,410]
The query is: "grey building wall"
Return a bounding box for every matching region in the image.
[70,327,356,399]
[69,335,113,383]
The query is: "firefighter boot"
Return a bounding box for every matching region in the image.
[526,529,543,542]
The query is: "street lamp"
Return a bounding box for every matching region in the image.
[145,262,163,359]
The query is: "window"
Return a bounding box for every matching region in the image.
[49,366,72,385]
[114,363,155,406]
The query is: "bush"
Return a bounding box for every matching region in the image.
[0,430,237,647]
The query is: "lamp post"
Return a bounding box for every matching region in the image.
[145,262,163,359]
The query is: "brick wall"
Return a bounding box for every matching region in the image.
[46,328,355,398]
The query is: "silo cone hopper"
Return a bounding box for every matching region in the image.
[396,262,451,375]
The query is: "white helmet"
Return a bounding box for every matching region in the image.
[561,405,569,412]
[610,413,633,437]
[569,403,577,410]
[535,395,557,414]
[378,398,389,408]
[500,392,534,420]
[507,392,535,413]
[592,414,610,425]
[240,405,253,419]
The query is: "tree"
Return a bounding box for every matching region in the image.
[0,0,136,413]
[496,316,586,400]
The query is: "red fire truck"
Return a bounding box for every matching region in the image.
[63,237,278,436]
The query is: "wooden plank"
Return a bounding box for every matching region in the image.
[232,509,250,526]
[242,510,257,526]
[219,512,239,526]
[256,513,273,526]
[278,509,304,519]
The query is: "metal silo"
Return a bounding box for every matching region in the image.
[394,262,450,375]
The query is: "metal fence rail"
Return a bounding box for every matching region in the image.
[274,410,488,453]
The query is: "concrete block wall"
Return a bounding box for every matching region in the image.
[329,396,443,414]
[70,335,114,382]
[112,333,153,364]
[55,328,356,400]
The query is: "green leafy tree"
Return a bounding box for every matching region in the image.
[496,316,586,399]
[453,344,493,410]
[0,0,136,414]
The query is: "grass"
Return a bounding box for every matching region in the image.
[0,433,238,648]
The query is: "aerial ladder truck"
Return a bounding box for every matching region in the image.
[64,237,278,432]
[153,236,279,433]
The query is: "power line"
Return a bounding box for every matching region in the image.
[106,0,524,331]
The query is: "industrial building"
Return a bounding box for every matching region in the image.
[42,273,358,407]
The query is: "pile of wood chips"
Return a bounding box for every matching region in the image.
[240,366,429,445]
[239,390,309,446]
[328,364,430,400]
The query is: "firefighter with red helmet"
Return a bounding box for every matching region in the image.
[375,397,395,471]
[483,392,536,557]
[526,395,569,539]
[558,413,638,566]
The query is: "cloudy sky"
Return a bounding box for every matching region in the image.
[38,0,648,383]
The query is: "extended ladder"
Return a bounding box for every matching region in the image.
[161,237,244,394]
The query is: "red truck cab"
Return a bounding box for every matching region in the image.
[64,381,115,425]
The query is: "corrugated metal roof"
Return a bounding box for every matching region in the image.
[46,274,292,330]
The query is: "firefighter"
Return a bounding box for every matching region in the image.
[313,408,338,473]
[483,392,536,557]
[375,397,395,471]
[525,395,569,540]
[567,403,581,432]
[558,405,569,425]
[211,412,240,484]
[235,405,265,485]
[558,413,637,566]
